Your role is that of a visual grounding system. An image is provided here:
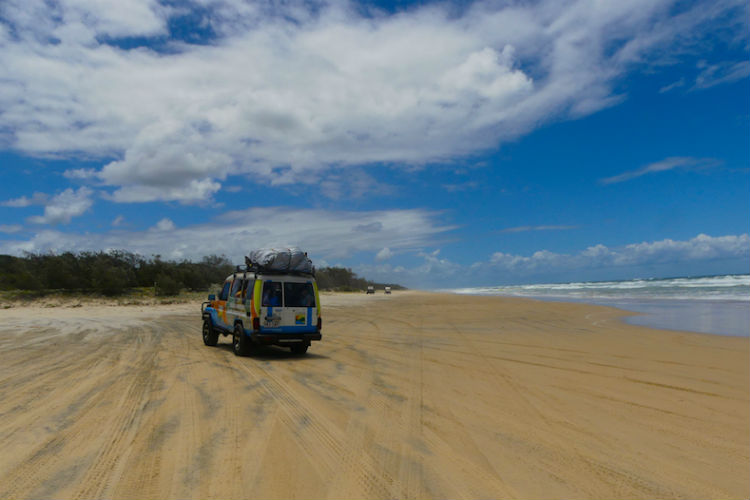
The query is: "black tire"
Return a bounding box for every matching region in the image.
[233,323,252,356]
[202,319,218,346]
[290,344,308,355]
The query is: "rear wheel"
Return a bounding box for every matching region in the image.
[290,344,308,355]
[233,323,252,356]
[202,319,218,346]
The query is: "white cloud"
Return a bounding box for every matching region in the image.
[486,233,750,272]
[150,217,176,231]
[661,59,750,93]
[63,168,98,179]
[112,215,125,227]
[1,192,49,207]
[317,169,393,200]
[0,207,454,262]
[106,178,222,204]
[693,59,750,90]
[0,0,745,202]
[357,233,749,287]
[658,77,686,93]
[599,156,720,184]
[61,0,167,38]
[2,217,745,287]
[359,247,462,285]
[375,247,393,261]
[2,0,167,43]
[25,187,93,225]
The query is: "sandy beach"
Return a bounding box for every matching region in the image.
[0,291,747,499]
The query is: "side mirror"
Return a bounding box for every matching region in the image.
[208,294,216,301]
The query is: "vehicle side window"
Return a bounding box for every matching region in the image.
[241,279,253,302]
[230,278,243,298]
[219,281,231,301]
[262,281,282,307]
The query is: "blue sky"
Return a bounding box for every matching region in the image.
[0,0,748,288]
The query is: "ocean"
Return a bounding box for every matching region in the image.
[450,274,749,337]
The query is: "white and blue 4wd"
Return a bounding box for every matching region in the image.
[201,270,322,356]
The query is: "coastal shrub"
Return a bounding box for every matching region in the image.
[155,273,181,296]
[315,266,405,292]
[92,266,129,296]
[0,252,402,295]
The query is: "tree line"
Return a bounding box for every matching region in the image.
[314,266,404,292]
[0,251,403,296]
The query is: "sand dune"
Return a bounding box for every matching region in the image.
[0,291,747,499]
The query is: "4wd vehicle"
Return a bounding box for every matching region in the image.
[201,249,322,356]
[366,285,375,294]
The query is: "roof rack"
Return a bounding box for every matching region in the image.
[234,263,315,277]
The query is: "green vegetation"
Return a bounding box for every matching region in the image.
[0,251,235,297]
[0,252,404,297]
[314,266,405,292]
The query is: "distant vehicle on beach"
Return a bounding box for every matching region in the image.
[384,286,392,294]
[201,248,322,355]
[366,285,375,294]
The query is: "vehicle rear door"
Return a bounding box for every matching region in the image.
[281,281,317,332]
[260,280,284,331]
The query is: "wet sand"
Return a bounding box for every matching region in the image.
[0,291,747,499]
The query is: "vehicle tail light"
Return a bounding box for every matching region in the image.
[317,317,322,331]
[253,317,260,331]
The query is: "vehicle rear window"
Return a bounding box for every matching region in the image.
[284,282,316,307]
[262,281,282,307]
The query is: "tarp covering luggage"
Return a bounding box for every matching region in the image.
[246,247,314,274]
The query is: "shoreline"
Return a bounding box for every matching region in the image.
[444,273,749,337]
[446,291,749,337]
[581,296,748,337]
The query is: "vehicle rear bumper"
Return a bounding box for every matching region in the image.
[251,332,322,346]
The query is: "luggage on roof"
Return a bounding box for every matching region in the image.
[245,247,314,274]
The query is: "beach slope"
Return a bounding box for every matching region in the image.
[0,292,747,499]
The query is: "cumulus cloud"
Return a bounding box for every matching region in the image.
[57,0,167,39]
[151,218,176,231]
[357,233,750,287]
[599,157,721,184]
[107,178,222,204]
[375,247,393,261]
[25,187,93,225]
[0,0,746,202]
[487,233,750,272]
[0,207,453,262]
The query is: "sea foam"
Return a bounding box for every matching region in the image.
[451,274,750,302]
